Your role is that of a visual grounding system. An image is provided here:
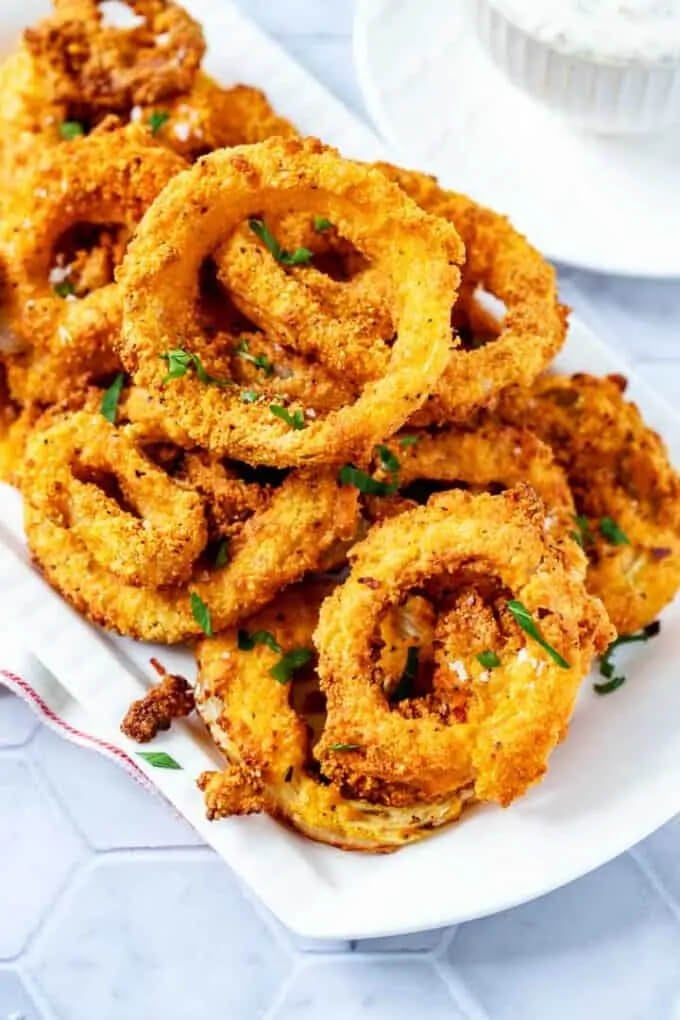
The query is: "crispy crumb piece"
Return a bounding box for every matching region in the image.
[197,766,265,820]
[121,664,194,743]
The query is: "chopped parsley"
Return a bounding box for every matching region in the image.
[160,348,230,387]
[313,216,333,232]
[329,743,361,752]
[190,592,213,637]
[136,751,182,770]
[100,372,125,424]
[507,599,570,669]
[270,647,312,684]
[399,434,420,448]
[390,646,419,703]
[237,629,281,653]
[248,218,313,266]
[53,280,75,298]
[476,650,500,669]
[374,443,400,475]
[241,390,259,403]
[59,120,85,140]
[570,514,593,549]
[215,538,230,568]
[270,404,306,430]
[148,110,170,135]
[599,516,630,546]
[234,338,274,376]
[594,620,660,695]
[338,464,398,496]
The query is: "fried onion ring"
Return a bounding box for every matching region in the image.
[368,424,585,576]
[314,486,613,807]
[497,372,680,633]
[22,410,358,642]
[138,75,298,161]
[376,163,568,423]
[0,126,185,404]
[118,136,463,466]
[215,161,566,424]
[23,0,205,111]
[195,582,466,851]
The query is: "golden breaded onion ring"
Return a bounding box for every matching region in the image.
[369,423,585,576]
[0,126,185,405]
[118,136,463,467]
[22,410,359,642]
[376,163,568,423]
[195,582,466,851]
[497,372,680,633]
[314,486,613,808]
[23,0,205,111]
[140,76,298,161]
[23,411,207,587]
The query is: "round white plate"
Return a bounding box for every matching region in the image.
[354,0,680,277]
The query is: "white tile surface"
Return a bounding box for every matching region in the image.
[0,689,38,747]
[272,959,466,1020]
[0,968,48,1020]
[447,856,680,1020]
[26,854,290,1020]
[2,1,680,1017]
[0,755,85,958]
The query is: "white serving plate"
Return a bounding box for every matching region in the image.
[354,0,680,278]
[2,1,680,940]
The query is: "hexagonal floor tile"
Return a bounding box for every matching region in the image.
[634,816,680,910]
[28,852,290,1020]
[0,691,38,747]
[272,959,465,1019]
[0,968,48,1020]
[446,855,680,1020]
[0,755,85,958]
[30,727,200,849]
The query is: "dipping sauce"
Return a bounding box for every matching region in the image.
[491,0,680,63]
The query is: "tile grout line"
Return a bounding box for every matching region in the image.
[14,961,60,1020]
[260,957,306,1020]
[433,926,493,1020]
[432,955,492,1020]
[628,846,680,926]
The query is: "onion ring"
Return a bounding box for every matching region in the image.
[497,372,680,633]
[374,163,568,424]
[0,125,185,405]
[23,410,207,587]
[214,161,565,424]
[137,76,298,161]
[367,423,585,576]
[195,582,466,851]
[118,136,463,466]
[314,485,613,807]
[23,0,205,111]
[22,409,359,642]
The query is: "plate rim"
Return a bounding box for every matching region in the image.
[352,0,680,280]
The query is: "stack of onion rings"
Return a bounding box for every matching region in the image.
[1,0,678,854]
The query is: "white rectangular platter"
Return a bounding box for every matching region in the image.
[1,0,679,941]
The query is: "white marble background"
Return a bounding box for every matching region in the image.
[2,2,680,1018]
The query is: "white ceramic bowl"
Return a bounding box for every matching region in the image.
[475,0,680,133]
